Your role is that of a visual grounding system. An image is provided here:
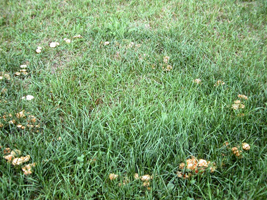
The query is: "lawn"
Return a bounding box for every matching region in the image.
[0,0,266,199]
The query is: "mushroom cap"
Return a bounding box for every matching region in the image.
[22,95,34,100]
[238,94,248,100]
[193,79,201,84]
[109,173,118,180]
[232,104,239,110]
[186,156,198,170]
[234,100,241,104]
[3,155,14,162]
[36,49,42,53]
[179,162,185,169]
[242,143,250,150]
[140,174,152,181]
[20,65,27,68]
[232,147,238,152]
[12,155,30,165]
[134,173,139,180]
[50,42,59,48]
[198,159,208,168]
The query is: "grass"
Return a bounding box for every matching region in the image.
[0,0,266,199]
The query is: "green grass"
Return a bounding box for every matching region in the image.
[0,0,266,199]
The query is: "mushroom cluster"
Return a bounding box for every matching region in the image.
[232,94,248,110]
[0,72,11,80]
[214,80,225,86]
[177,156,216,179]
[0,110,40,131]
[223,141,250,158]
[15,65,29,76]
[2,147,36,175]
[162,55,173,71]
[109,172,153,190]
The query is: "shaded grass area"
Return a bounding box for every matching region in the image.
[0,0,266,199]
